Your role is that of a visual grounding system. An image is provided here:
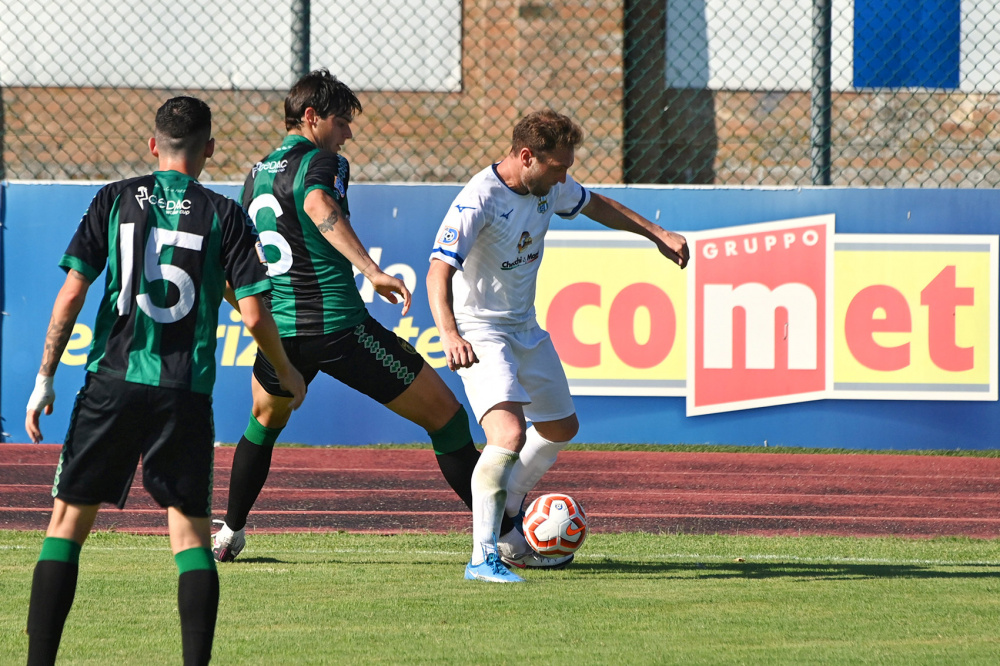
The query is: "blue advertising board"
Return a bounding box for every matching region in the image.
[2,181,998,449]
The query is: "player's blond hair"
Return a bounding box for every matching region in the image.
[511,110,583,156]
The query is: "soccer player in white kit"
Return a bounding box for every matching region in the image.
[426,110,689,582]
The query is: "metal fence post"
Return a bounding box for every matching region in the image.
[291,0,311,84]
[623,0,667,183]
[811,0,833,186]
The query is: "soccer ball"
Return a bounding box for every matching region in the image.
[523,493,588,557]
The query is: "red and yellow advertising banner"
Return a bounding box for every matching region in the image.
[832,235,997,400]
[537,217,997,416]
[536,231,688,397]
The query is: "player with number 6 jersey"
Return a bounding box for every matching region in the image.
[212,70,513,564]
[240,133,365,336]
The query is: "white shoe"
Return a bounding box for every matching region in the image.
[212,520,246,562]
[498,523,574,570]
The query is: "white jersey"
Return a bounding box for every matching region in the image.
[430,164,590,332]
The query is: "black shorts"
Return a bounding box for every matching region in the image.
[254,315,425,404]
[53,372,215,517]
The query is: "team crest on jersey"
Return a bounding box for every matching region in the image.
[537,197,549,214]
[517,231,533,253]
[438,226,460,245]
[333,176,346,198]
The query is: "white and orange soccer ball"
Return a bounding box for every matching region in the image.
[522,493,588,557]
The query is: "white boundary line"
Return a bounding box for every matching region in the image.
[3,544,998,567]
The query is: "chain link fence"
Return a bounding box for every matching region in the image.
[2,0,998,187]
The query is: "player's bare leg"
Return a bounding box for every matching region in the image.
[27,500,99,666]
[385,363,461,431]
[43,499,99,543]
[250,372,297,429]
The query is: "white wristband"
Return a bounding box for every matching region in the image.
[26,373,56,413]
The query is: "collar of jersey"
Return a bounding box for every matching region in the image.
[282,134,317,149]
[154,169,197,183]
[490,163,533,197]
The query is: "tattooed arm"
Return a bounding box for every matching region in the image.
[26,269,92,442]
[303,188,411,314]
[38,270,91,376]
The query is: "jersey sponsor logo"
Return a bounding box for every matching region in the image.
[537,197,549,214]
[251,159,288,177]
[517,231,533,253]
[455,204,476,213]
[134,186,192,215]
[501,250,540,270]
[500,208,513,220]
[334,175,346,198]
[437,226,460,245]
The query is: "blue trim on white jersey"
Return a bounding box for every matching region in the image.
[559,185,589,218]
[490,163,521,194]
[431,246,465,265]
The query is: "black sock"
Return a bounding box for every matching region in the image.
[26,560,78,666]
[224,436,274,531]
[178,569,219,666]
[499,512,515,536]
[435,441,479,510]
[435,442,515,536]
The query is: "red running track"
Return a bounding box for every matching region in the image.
[3,444,1000,538]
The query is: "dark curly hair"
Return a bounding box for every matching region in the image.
[285,69,363,130]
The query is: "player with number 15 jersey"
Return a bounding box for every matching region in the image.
[63,169,271,394]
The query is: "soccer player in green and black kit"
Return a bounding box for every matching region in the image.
[22,97,306,666]
[212,69,507,561]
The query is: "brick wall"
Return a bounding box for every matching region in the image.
[1,0,625,184]
[2,2,997,187]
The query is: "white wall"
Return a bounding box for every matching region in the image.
[0,0,461,91]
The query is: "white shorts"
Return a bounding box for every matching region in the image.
[457,325,576,424]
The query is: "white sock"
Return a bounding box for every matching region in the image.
[470,445,518,564]
[505,426,568,517]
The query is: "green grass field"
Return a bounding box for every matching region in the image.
[2,530,999,664]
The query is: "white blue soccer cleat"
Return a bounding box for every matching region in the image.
[465,544,525,583]
[465,552,525,583]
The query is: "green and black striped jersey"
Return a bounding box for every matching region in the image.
[240,134,368,337]
[59,170,271,394]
